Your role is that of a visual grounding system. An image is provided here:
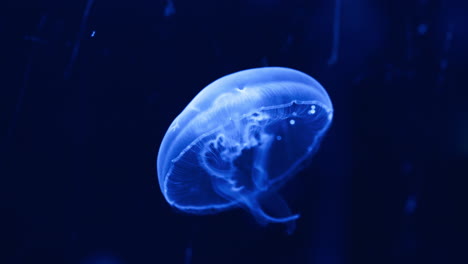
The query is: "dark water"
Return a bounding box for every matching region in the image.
[2,0,468,263]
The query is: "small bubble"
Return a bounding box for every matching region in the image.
[90,30,96,37]
[289,119,296,125]
[308,105,316,114]
[276,135,282,141]
[292,112,297,116]
[405,196,417,214]
[417,24,428,35]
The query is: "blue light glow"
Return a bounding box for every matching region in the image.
[157,67,333,232]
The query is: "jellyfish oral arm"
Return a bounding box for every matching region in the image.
[214,178,300,235]
[251,133,274,191]
[207,126,300,233]
[213,176,300,226]
[243,193,300,224]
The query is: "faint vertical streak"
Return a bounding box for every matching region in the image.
[327,0,341,66]
[443,25,454,51]
[164,0,176,17]
[3,15,47,152]
[64,0,96,79]
[404,195,417,215]
[437,24,454,88]
[184,242,192,264]
[260,56,269,66]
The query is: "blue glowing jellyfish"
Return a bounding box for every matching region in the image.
[157,67,333,232]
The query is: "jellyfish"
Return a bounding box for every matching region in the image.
[157,67,333,232]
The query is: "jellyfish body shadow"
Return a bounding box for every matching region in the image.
[157,67,333,233]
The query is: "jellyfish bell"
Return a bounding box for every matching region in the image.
[157,67,333,233]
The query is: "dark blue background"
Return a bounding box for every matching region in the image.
[2,0,467,263]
